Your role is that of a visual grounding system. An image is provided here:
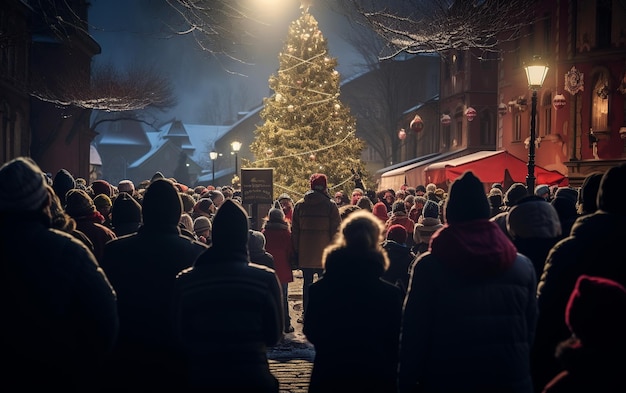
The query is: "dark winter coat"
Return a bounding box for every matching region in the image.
[304,247,403,393]
[1,216,119,392]
[74,213,117,263]
[172,246,283,392]
[381,239,414,295]
[100,224,207,391]
[262,221,295,284]
[532,211,626,391]
[399,220,537,393]
[292,190,341,269]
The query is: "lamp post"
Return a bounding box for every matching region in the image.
[524,56,549,194]
[209,150,218,184]
[231,140,242,179]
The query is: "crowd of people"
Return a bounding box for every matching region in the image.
[2,155,625,392]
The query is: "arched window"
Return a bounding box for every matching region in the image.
[591,70,609,132]
[480,109,495,146]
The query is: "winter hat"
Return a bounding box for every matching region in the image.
[90,180,112,198]
[150,171,165,183]
[117,180,135,194]
[278,193,293,203]
[75,177,87,191]
[52,169,76,204]
[211,199,249,254]
[65,189,96,217]
[414,185,427,195]
[565,275,626,346]
[179,192,196,213]
[372,201,389,222]
[141,178,182,227]
[597,162,626,215]
[268,201,285,222]
[111,192,141,226]
[504,182,528,206]
[207,190,224,207]
[491,183,503,191]
[534,184,550,198]
[422,199,439,219]
[0,157,49,212]
[507,196,562,239]
[248,229,267,254]
[553,187,578,205]
[386,224,407,244]
[193,216,212,234]
[578,172,602,214]
[310,173,328,191]
[392,200,406,214]
[93,194,112,210]
[193,198,214,217]
[444,171,490,223]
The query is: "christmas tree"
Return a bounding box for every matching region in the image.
[246,5,367,199]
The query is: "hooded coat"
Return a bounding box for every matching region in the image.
[172,200,283,392]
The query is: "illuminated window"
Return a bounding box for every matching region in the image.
[591,71,609,131]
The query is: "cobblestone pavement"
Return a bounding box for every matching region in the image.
[268,270,315,393]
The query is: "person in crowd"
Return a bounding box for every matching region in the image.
[179,192,196,216]
[110,191,142,237]
[385,200,416,250]
[52,168,76,206]
[550,187,579,237]
[381,224,415,295]
[333,190,349,207]
[350,187,364,205]
[412,199,443,256]
[64,188,116,263]
[532,162,626,392]
[262,202,296,334]
[207,189,225,209]
[506,195,562,282]
[408,195,426,223]
[193,215,212,245]
[179,213,197,241]
[339,204,361,221]
[381,188,396,212]
[541,275,626,393]
[278,193,294,223]
[399,170,537,393]
[490,182,528,237]
[373,199,390,223]
[100,178,208,392]
[172,199,283,392]
[93,193,113,229]
[0,157,118,392]
[403,194,415,216]
[491,182,504,192]
[47,184,94,251]
[249,229,275,269]
[117,179,136,198]
[303,210,403,393]
[535,184,552,201]
[191,197,215,221]
[394,189,407,202]
[576,172,602,216]
[356,195,373,212]
[488,187,504,218]
[90,179,113,199]
[414,184,426,196]
[291,173,341,322]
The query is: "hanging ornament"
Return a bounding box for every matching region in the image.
[552,94,566,110]
[287,104,294,112]
[410,115,424,133]
[309,153,316,161]
[265,148,273,157]
[398,129,407,140]
[498,102,508,116]
[275,93,283,102]
[465,107,477,122]
[440,114,451,125]
[334,103,340,110]
[565,66,584,95]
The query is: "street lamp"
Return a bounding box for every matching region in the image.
[209,150,218,184]
[524,56,549,194]
[231,140,242,178]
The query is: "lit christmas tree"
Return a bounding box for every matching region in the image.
[246,5,367,198]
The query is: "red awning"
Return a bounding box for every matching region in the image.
[423,150,568,187]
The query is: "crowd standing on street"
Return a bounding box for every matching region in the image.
[3,154,626,392]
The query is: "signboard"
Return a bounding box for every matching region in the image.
[241,168,273,205]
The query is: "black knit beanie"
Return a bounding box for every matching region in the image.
[111,192,142,226]
[597,162,626,215]
[211,199,249,255]
[52,169,76,205]
[578,172,602,214]
[141,178,182,227]
[444,171,490,223]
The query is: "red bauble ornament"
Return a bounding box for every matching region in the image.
[309,153,316,161]
[465,107,477,121]
[440,114,451,125]
[410,115,424,133]
[553,94,566,110]
[398,129,407,140]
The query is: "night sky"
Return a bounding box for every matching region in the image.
[88,0,364,125]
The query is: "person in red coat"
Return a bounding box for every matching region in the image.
[262,202,296,333]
